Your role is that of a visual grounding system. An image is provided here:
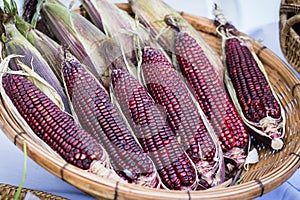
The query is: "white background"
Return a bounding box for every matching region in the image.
[1,0,299,199]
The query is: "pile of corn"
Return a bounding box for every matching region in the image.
[0,0,286,191]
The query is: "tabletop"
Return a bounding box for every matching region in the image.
[1,0,299,199]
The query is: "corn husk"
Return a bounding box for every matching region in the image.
[2,20,70,113]
[81,0,167,80]
[81,0,151,66]
[15,15,65,82]
[129,0,224,80]
[40,0,111,87]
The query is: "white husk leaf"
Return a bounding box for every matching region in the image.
[19,62,65,110]
[244,147,259,171]
[207,178,232,190]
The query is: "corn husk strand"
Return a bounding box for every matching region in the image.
[97,37,134,73]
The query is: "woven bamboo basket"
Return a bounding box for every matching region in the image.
[280,0,300,72]
[0,183,67,200]
[1,3,300,200]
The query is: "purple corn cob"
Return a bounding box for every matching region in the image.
[214,5,285,150]
[62,56,157,186]
[165,16,249,168]
[111,69,198,190]
[225,39,281,122]
[2,73,107,171]
[141,47,224,188]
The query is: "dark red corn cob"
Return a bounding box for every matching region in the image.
[224,38,284,150]
[2,73,108,171]
[111,69,198,190]
[225,38,281,121]
[141,47,224,188]
[213,5,285,150]
[166,18,249,168]
[62,56,157,186]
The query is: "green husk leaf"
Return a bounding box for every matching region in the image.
[2,21,70,112]
[3,0,18,15]
[14,142,27,200]
[30,0,43,27]
[129,0,224,79]
[81,0,150,65]
[3,0,11,13]
[41,1,111,87]
[15,15,65,82]
[1,34,8,43]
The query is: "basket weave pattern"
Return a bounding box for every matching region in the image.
[0,184,67,200]
[1,4,300,200]
[280,0,300,72]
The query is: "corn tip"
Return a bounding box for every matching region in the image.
[271,138,284,150]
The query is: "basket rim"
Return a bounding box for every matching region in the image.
[3,126,300,200]
[1,5,300,200]
[279,0,300,71]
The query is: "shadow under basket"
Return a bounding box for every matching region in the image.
[1,3,300,200]
[280,0,300,73]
